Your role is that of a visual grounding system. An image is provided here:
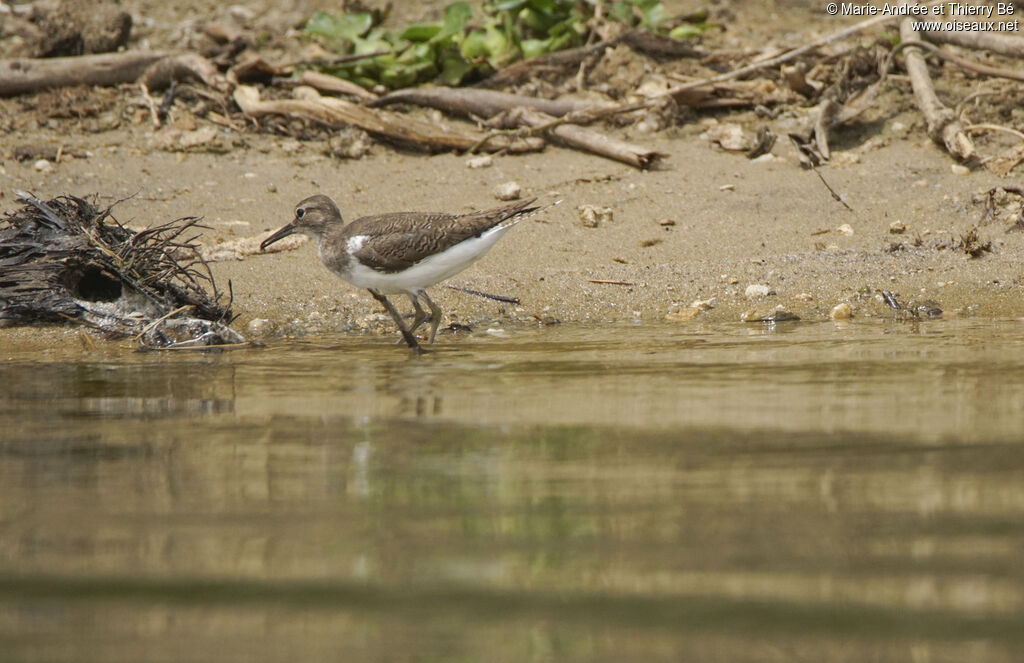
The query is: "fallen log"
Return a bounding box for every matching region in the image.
[0,50,172,97]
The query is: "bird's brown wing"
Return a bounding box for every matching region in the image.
[347,199,539,274]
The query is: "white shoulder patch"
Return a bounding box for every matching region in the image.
[347,235,368,254]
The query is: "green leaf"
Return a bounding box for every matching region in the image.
[396,42,435,64]
[461,29,489,59]
[401,22,442,42]
[433,1,473,43]
[526,0,561,13]
[519,37,548,60]
[440,49,473,84]
[518,7,556,33]
[639,2,667,28]
[668,22,715,39]
[305,11,373,41]
[482,24,509,58]
[493,0,527,9]
[668,24,700,39]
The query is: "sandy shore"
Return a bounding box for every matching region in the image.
[3,0,1023,345]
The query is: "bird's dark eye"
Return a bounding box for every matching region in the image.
[296,208,306,219]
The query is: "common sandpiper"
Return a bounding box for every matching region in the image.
[260,194,549,352]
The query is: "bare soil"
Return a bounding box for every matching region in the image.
[3,0,1024,346]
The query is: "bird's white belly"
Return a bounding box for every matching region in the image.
[331,223,514,295]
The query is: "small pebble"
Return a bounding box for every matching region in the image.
[34,159,53,173]
[466,155,492,169]
[793,292,814,302]
[665,307,700,322]
[719,184,736,192]
[951,164,970,176]
[740,307,798,323]
[577,204,613,228]
[704,122,751,151]
[247,318,277,336]
[837,223,854,236]
[691,297,716,310]
[830,302,853,320]
[493,181,521,201]
[744,284,771,298]
[889,220,906,234]
[228,4,256,21]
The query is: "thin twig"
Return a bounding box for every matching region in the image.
[280,49,390,69]
[813,167,853,212]
[447,285,520,304]
[895,38,1024,83]
[654,0,948,103]
[965,123,1024,143]
[134,305,193,340]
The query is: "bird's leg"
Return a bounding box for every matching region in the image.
[368,289,423,353]
[407,293,429,337]
[418,290,444,344]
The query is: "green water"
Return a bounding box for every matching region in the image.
[1,320,1022,662]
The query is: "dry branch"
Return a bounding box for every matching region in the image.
[895,39,1024,84]
[233,85,542,153]
[924,26,1024,58]
[139,53,230,92]
[899,18,975,161]
[491,107,664,169]
[370,87,611,118]
[298,70,378,102]
[0,50,172,97]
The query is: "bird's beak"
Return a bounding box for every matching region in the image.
[260,222,296,252]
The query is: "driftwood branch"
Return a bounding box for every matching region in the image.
[0,50,172,97]
[139,53,230,92]
[298,70,378,102]
[232,85,542,154]
[899,18,975,161]
[894,39,1024,84]
[369,86,611,118]
[490,107,664,169]
[924,26,1024,58]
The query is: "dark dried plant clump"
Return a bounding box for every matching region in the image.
[0,194,242,346]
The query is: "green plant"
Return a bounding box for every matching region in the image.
[302,0,713,89]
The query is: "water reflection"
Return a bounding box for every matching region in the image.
[0,320,1022,662]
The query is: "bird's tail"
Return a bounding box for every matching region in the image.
[499,198,562,226]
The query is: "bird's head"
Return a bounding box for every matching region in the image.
[260,195,343,251]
